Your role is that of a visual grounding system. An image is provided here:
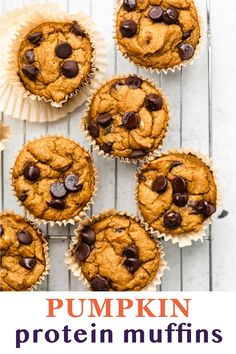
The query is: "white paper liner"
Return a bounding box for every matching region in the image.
[81,74,171,164]
[135,148,221,248]
[0,122,11,152]
[0,210,50,291]
[114,0,203,75]
[0,3,107,122]
[65,209,169,291]
[10,135,98,227]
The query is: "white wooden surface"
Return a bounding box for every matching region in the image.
[1,0,236,291]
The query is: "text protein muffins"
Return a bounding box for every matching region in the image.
[83,75,170,160]
[12,136,96,224]
[116,0,201,71]
[17,21,94,104]
[66,210,167,291]
[0,212,49,291]
[136,152,218,245]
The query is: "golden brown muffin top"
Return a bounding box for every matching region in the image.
[73,213,161,291]
[18,21,93,103]
[137,153,217,235]
[116,0,200,70]
[0,213,46,291]
[86,76,169,159]
[12,136,95,222]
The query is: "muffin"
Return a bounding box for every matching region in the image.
[116,0,201,71]
[0,122,11,152]
[66,210,167,291]
[84,75,169,160]
[137,152,217,237]
[0,212,49,291]
[12,136,96,223]
[18,21,94,103]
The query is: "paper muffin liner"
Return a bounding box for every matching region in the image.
[0,3,107,122]
[81,74,171,164]
[65,209,169,291]
[0,210,50,291]
[114,0,203,75]
[0,122,11,152]
[135,148,221,248]
[10,135,98,227]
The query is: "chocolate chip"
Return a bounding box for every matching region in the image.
[194,200,216,217]
[27,32,43,46]
[50,182,67,198]
[55,42,73,59]
[47,198,66,210]
[65,174,81,192]
[173,193,188,207]
[81,228,96,246]
[163,8,179,25]
[149,6,163,22]
[122,112,139,129]
[90,276,110,291]
[125,75,142,89]
[169,160,182,172]
[218,210,229,219]
[178,43,195,60]
[182,30,192,40]
[24,50,35,64]
[152,176,168,193]
[96,112,113,128]
[0,225,4,237]
[23,163,40,181]
[123,245,139,259]
[22,64,39,81]
[17,230,33,245]
[123,0,137,11]
[71,22,86,37]
[112,81,125,90]
[102,142,113,154]
[76,243,91,261]
[164,211,182,229]
[62,60,79,78]
[172,176,187,193]
[88,123,99,138]
[20,257,36,270]
[120,20,137,38]
[129,150,146,159]
[19,192,28,202]
[124,257,141,273]
[145,94,163,111]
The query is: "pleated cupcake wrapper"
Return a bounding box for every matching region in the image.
[65,209,169,292]
[10,135,98,227]
[0,3,107,122]
[81,74,171,164]
[0,210,50,291]
[135,148,221,248]
[0,122,11,152]
[114,0,203,75]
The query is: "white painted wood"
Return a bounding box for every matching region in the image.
[1,0,235,292]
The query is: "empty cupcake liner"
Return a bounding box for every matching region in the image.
[0,3,107,122]
[81,74,171,164]
[65,209,169,292]
[135,148,221,248]
[0,122,11,152]
[114,0,203,75]
[0,210,50,291]
[10,135,98,227]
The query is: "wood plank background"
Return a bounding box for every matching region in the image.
[1,0,235,291]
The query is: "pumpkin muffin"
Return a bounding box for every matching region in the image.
[116,0,201,71]
[12,136,96,223]
[18,21,94,103]
[137,152,217,236]
[0,212,48,291]
[68,210,166,291]
[85,75,169,159]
